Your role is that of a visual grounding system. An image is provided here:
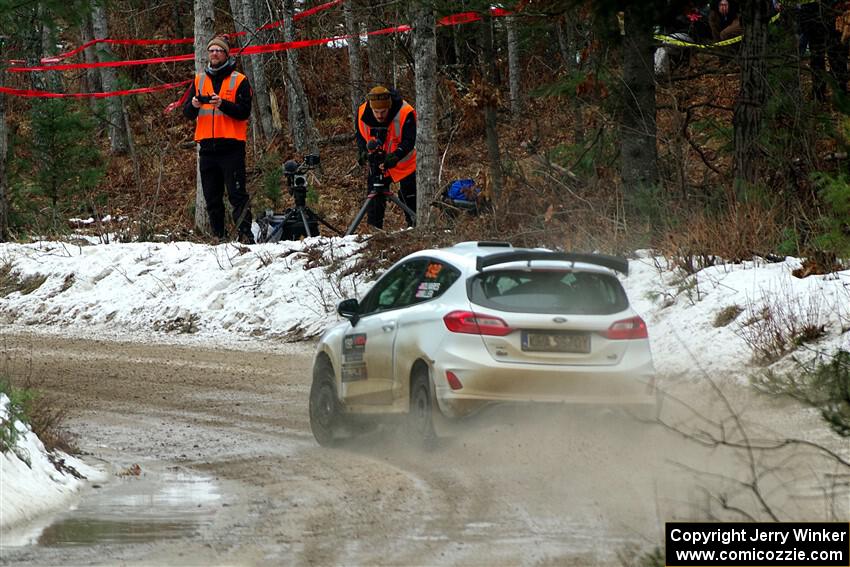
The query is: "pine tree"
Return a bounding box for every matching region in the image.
[29,99,104,230]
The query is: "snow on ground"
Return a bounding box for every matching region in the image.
[0,236,365,343]
[1,236,849,532]
[0,394,106,534]
[627,251,850,377]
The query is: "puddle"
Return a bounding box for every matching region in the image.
[2,467,221,548]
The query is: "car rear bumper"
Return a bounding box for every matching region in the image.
[432,343,656,418]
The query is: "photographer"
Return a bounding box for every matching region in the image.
[355,86,416,229]
[183,36,254,244]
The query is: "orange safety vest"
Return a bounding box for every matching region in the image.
[194,72,248,142]
[357,101,416,182]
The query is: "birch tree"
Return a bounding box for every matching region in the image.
[620,2,658,197]
[282,0,319,155]
[79,12,101,114]
[413,0,437,227]
[193,0,214,234]
[506,13,522,115]
[369,8,391,87]
[92,1,130,155]
[229,0,276,144]
[344,0,364,127]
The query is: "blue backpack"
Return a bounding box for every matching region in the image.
[447,179,479,202]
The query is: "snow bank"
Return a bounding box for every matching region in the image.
[0,237,365,342]
[625,252,850,378]
[0,394,105,531]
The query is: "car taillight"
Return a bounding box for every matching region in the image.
[603,316,648,340]
[445,371,463,390]
[443,310,512,336]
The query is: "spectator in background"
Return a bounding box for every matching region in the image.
[654,1,711,76]
[183,36,254,243]
[799,0,849,101]
[709,0,742,41]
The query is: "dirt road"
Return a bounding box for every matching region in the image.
[0,333,846,566]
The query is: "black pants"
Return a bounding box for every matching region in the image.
[800,2,849,101]
[199,148,253,239]
[367,171,417,229]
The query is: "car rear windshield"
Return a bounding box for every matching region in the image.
[468,269,629,314]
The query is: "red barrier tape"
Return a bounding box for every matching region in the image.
[2,7,511,100]
[260,0,343,30]
[8,53,195,72]
[7,23,414,72]
[8,0,344,66]
[8,38,195,66]
[0,80,192,99]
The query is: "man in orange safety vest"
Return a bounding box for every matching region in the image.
[355,86,417,229]
[183,36,254,243]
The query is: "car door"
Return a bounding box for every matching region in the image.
[343,259,428,405]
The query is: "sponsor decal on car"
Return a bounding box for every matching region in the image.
[415,281,441,299]
[342,333,368,381]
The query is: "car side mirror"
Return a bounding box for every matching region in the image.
[337,298,360,326]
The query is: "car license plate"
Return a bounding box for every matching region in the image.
[522,331,590,353]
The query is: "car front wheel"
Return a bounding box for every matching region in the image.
[406,368,437,447]
[309,360,342,446]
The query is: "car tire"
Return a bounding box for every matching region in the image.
[309,359,343,447]
[406,368,437,447]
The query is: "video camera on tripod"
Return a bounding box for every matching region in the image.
[283,153,321,203]
[255,153,342,243]
[344,127,416,235]
[364,130,389,196]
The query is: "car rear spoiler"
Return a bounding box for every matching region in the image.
[475,251,629,275]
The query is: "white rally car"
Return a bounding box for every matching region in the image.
[309,241,656,445]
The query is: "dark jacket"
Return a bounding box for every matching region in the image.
[355,89,416,164]
[709,0,739,20]
[183,58,252,156]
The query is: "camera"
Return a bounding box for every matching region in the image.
[364,130,389,196]
[283,154,320,205]
[368,126,387,148]
[196,95,213,104]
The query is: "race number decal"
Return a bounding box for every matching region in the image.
[342,333,367,381]
[425,262,443,279]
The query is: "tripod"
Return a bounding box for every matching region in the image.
[345,164,416,236]
[261,184,343,242]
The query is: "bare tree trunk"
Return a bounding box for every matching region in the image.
[413,1,437,227]
[79,12,101,114]
[481,16,503,201]
[40,17,62,92]
[506,14,522,115]
[556,15,584,144]
[193,0,214,234]
[734,0,771,192]
[230,0,276,144]
[344,0,363,128]
[620,3,658,196]
[283,0,319,155]
[92,2,130,155]
[0,55,8,242]
[368,7,390,87]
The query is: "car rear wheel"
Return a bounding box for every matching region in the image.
[407,368,437,447]
[309,360,342,446]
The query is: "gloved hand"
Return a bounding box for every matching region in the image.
[358,148,368,166]
[383,153,400,169]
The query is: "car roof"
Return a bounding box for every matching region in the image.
[404,241,629,276]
